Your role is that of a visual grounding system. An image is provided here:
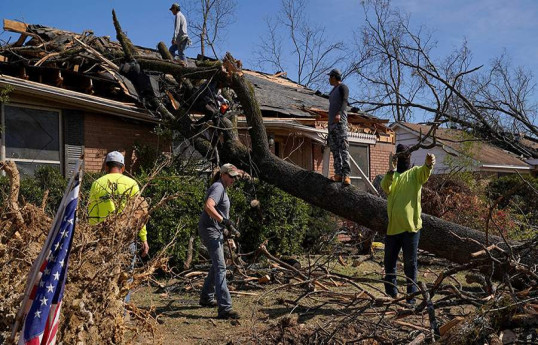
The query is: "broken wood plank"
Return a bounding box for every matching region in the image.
[165,90,179,110]
[3,19,28,34]
[258,275,271,284]
[393,320,430,332]
[439,316,464,336]
[229,291,258,296]
[73,37,119,71]
[184,271,205,278]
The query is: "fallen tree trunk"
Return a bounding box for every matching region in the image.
[110,13,536,269]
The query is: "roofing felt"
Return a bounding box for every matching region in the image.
[396,122,528,167]
[243,70,329,118]
[242,70,384,123]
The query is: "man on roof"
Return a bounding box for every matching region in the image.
[327,68,351,186]
[169,3,190,64]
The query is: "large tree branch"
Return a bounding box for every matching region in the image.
[110,13,536,275]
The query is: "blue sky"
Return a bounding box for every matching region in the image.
[1,0,537,90]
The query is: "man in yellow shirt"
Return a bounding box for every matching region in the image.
[88,151,149,257]
[381,144,435,305]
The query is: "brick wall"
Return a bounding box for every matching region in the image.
[84,113,169,172]
[369,141,394,180]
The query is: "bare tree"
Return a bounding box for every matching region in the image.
[186,0,237,59]
[254,0,346,89]
[351,0,537,157]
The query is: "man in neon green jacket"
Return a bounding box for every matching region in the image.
[381,144,435,304]
[88,151,149,257]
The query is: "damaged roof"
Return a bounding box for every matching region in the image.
[243,70,329,118]
[0,19,389,132]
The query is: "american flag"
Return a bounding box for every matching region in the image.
[17,168,82,345]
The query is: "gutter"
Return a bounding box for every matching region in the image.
[479,164,531,172]
[242,119,378,145]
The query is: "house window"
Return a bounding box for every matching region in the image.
[1,104,61,175]
[348,144,369,190]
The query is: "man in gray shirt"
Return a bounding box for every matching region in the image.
[327,69,351,185]
[169,3,189,63]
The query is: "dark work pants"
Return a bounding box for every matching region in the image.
[383,230,421,302]
[328,122,350,177]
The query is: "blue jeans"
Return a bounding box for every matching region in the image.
[200,235,232,313]
[383,230,420,302]
[169,39,187,62]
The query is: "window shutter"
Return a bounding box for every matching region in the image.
[63,110,84,177]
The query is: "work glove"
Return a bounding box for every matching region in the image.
[222,218,241,238]
[388,152,398,172]
[425,153,436,168]
[221,217,233,228]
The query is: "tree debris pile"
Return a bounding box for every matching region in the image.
[0,19,164,103]
[164,238,537,344]
[0,161,164,344]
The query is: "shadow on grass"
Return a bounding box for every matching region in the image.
[260,304,356,323]
[136,303,218,320]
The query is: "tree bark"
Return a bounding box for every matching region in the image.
[0,161,25,229]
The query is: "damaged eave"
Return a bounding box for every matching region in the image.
[237,117,378,145]
[0,74,157,123]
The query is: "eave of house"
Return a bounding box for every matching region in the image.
[0,74,157,123]
[238,117,378,145]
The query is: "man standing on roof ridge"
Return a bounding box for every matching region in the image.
[327,68,351,185]
[169,3,189,64]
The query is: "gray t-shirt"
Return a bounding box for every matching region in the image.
[328,83,349,129]
[198,180,230,239]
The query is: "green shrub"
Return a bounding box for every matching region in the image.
[0,165,67,215]
[228,179,337,256]
[140,167,206,267]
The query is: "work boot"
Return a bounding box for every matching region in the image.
[343,176,351,185]
[199,299,218,308]
[330,174,342,182]
[217,309,240,319]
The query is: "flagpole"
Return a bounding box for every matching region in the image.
[9,157,84,343]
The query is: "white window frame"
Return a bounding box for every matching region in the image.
[1,103,63,173]
[348,144,369,184]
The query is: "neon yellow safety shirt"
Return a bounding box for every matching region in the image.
[381,165,432,236]
[88,173,147,242]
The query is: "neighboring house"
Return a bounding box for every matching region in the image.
[391,122,532,176]
[0,19,395,187]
